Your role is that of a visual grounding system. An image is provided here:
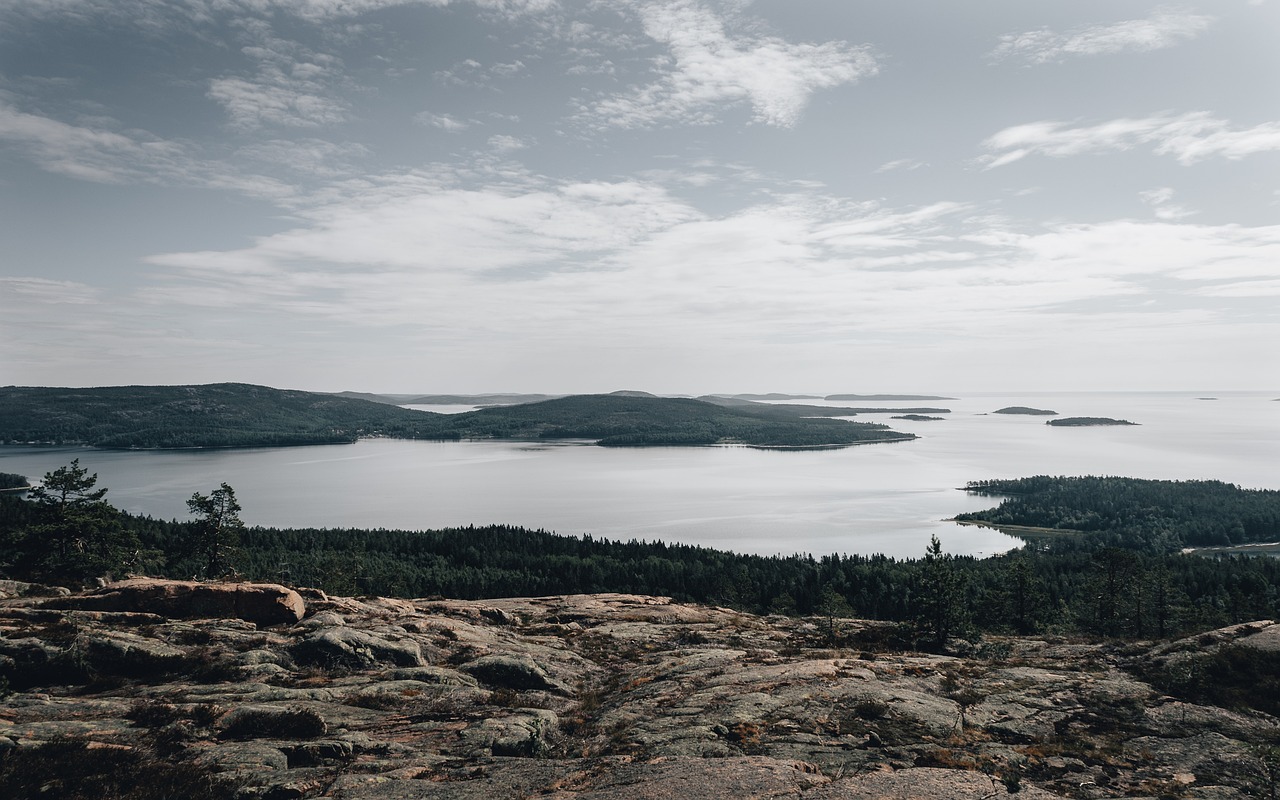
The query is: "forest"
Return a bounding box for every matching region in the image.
[3,466,1280,645]
[0,385,913,449]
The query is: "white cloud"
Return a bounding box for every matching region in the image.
[208,24,349,130]
[874,158,926,174]
[487,134,529,152]
[990,8,1214,64]
[0,277,101,305]
[983,112,1280,167]
[1139,187,1195,220]
[582,0,876,129]
[415,112,470,131]
[0,99,293,196]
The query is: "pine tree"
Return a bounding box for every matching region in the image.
[916,535,967,650]
[187,483,244,578]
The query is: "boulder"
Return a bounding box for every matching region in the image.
[290,628,425,670]
[459,654,567,693]
[41,578,305,626]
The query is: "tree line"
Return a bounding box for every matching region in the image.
[2,465,1280,648]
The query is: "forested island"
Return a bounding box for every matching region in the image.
[993,406,1057,415]
[1046,416,1138,426]
[891,414,945,421]
[0,384,913,449]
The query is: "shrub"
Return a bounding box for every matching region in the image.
[218,706,326,740]
[0,738,239,800]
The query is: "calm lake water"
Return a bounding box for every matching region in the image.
[2,392,1276,559]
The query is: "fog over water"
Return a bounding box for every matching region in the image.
[1,392,1275,559]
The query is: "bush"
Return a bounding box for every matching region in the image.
[218,706,326,740]
[0,738,238,800]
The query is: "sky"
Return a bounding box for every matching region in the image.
[1,0,1278,395]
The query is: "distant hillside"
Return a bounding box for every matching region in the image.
[0,386,913,449]
[825,393,955,401]
[696,396,950,415]
[400,393,559,406]
[0,384,443,448]
[412,394,914,447]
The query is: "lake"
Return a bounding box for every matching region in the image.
[1,391,1275,559]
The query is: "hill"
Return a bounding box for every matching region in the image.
[413,394,914,447]
[0,383,443,448]
[0,386,913,450]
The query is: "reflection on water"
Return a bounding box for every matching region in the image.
[1,392,1275,559]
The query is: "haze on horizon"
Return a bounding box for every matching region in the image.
[1,1,1278,396]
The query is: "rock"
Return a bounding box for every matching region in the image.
[0,580,70,599]
[290,627,425,670]
[41,578,305,626]
[460,654,567,693]
[74,630,189,677]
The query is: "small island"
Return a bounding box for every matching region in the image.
[1046,417,1138,427]
[891,414,945,421]
[993,406,1057,416]
[0,472,30,493]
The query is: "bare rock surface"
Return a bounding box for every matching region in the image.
[2,587,1279,798]
[39,577,306,626]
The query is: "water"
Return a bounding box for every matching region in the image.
[1,392,1275,559]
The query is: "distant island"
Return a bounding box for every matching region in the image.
[993,406,1057,416]
[891,414,945,421]
[335,391,558,406]
[696,396,949,415]
[720,393,822,401]
[1046,417,1138,427]
[826,393,955,401]
[0,384,914,450]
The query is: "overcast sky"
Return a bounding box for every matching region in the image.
[2,0,1277,394]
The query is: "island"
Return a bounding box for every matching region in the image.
[891,414,945,421]
[826,393,955,401]
[0,472,29,493]
[0,384,915,450]
[1046,417,1137,426]
[992,406,1057,415]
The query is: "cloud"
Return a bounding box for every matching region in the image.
[487,134,529,152]
[235,138,370,177]
[1139,187,1195,220]
[874,158,926,174]
[581,0,876,129]
[982,112,1280,167]
[207,22,349,130]
[0,99,293,196]
[0,0,557,26]
[415,112,471,131]
[990,7,1214,64]
[0,277,101,305]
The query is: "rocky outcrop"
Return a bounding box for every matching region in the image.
[38,578,306,626]
[2,588,1278,799]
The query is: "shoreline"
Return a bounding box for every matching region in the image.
[948,518,1085,537]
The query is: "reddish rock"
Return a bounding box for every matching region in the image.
[41,578,305,626]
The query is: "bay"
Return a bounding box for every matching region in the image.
[1,391,1275,559]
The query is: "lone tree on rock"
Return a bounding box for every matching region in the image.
[187,483,244,579]
[20,460,146,582]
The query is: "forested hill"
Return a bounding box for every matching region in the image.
[957,476,1280,549]
[0,385,913,449]
[409,394,914,447]
[0,384,444,448]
